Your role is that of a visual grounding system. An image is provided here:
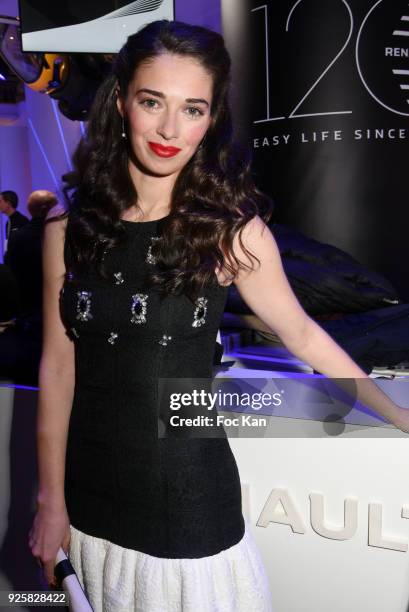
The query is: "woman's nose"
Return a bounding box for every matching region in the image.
[157,111,179,140]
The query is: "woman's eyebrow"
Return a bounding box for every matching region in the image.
[135,88,209,107]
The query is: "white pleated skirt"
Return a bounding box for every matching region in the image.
[68,518,274,612]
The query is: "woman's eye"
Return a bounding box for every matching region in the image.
[139,99,204,117]
[185,107,204,118]
[141,98,160,110]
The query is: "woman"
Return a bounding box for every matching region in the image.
[28,19,409,612]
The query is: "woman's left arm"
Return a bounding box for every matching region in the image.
[232,216,408,431]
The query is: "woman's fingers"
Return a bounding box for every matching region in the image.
[28,536,37,549]
[62,532,71,557]
[28,525,37,549]
[28,509,71,587]
[30,549,57,586]
[43,560,57,586]
[30,543,55,582]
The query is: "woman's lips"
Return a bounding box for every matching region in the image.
[147,142,182,158]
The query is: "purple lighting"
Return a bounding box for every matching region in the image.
[0,73,6,81]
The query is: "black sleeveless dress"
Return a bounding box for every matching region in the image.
[60,214,245,559]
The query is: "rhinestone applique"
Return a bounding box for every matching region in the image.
[159,334,172,346]
[71,327,79,338]
[114,272,124,285]
[94,238,109,264]
[130,293,148,324]
[76,291,93,321]
[146,236,160,265]
[192,297,208,328]
[100,239,109,263]
[67,270,74,282]
[108,332,118,345]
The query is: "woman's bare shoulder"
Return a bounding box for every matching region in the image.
[45,202,68,221]
[215,214,268,286]
[44,207,69,241]
[43,208,70,276]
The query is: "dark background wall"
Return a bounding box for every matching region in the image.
[222,0,409,301]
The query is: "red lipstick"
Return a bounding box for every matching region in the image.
[148,142,181,158]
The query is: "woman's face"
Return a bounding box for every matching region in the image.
[117,53,213,177]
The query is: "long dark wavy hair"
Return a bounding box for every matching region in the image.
[60,19,273,302]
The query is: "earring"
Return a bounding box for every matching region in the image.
[121,116,126,139]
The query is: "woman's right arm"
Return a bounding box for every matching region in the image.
[29,216,74,585]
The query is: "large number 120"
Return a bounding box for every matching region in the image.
[252,0,409,123]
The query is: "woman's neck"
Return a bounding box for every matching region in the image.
[127,158,177,219]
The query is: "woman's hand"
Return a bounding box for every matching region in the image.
[28,499,71,587]
[391,408,409,434]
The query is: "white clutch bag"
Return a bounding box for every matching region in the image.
[54,547,93,612]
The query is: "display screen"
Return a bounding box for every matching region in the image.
[19,0,175,52]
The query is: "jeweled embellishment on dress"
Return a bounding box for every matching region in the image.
[76,291,93,321]
[108,332,118,344]
[192,296,208,327]
[71,327,79,338]
[146,236,160,265]
[99,240,108,264]
[114,271,124,285]
[159,334,172,346]
[130,293,148,324]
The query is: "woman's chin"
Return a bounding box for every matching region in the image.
[129,151,180,178]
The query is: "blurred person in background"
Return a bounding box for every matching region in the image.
[0,191,59,386]
[0,264,19,331]
[0,191,29,261]
[6,190,59,318]
[0,263,23,383]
